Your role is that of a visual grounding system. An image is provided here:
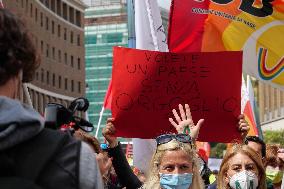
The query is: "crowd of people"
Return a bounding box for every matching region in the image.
[0,8,283,189]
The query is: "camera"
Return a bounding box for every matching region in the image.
[44,97,94,133]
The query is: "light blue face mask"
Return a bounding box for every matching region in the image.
[159,173,193,189]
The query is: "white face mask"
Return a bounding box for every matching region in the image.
[229,170,258,189]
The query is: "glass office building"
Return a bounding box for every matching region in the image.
[84,0,169,140]
[85,0,128,140]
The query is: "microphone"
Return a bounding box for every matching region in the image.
[68,97,89,113]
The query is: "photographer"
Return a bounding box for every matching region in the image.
[0,9,102,189]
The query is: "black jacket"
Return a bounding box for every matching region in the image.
[0,97,103,189]
[108,143,143,189]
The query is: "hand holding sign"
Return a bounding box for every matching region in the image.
[102,118,118,148]
[169,104,204,140]
[238,114,250,140]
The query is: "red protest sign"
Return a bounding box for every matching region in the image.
[112,47,242,143]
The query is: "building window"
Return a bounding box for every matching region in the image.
[77,34,80,46]
[75,10,81,27]
[41,69,44,82]
[46,44,49,57]
[77,58,81,70]
[63,3,67,20]
[51,0,55,12]
[52,74,55,86]
[71,55,74,67]
[35,37,38,48]
[58,50,61,62]
[85,35,97,44]
[78,81,81,93]
[34,36,38,47]
[56,0,61,16]
[26,0,29,13]
[35,8,38,22]
[64,53,67,64]
[70,31,73,44]
[44,0,49,8]
[64,28,67,40]
[52,47,55,60]
[30,3,33,17]
[57,24,61,37]
[52,21,55,34]
[58,76,61,88]
[71,80,74,92]
[69,7,74,23]
[46,17,49,30]
[40,40,44,53]
[36,72,39,80]
[40,12,43,27]
[102,33,123,43]
[46,71,50,84]
[64,78,68,90]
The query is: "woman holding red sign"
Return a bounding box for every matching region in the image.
[103,104,205,189]
[102,104,249,189]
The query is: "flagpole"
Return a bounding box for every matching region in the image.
[133,0,168,173]
[95,106,104,138]
[127,0,136,48]
[95,0,136,138]
[96,102,105,137]
[145,0,159,51]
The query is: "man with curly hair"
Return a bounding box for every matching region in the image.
[0,8,103,189]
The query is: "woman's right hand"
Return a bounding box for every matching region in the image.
[102,118,118,148]
[169,104,204,140]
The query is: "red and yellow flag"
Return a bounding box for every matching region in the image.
[168,0,284,90]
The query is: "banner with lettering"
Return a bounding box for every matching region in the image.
[168,0,284,91]
[112,47,243,143]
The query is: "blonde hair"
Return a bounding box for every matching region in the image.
[143,139,204,189]
[217,144,266,189]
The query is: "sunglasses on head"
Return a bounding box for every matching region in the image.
[156,133,192,146]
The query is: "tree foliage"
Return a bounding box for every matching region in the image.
[210,143,227,158]
[209,130,284,158]
[263,130,284,146]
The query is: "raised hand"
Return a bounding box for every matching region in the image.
[102,118,118,148]
[169,104,204,140]
[238,114,250,140]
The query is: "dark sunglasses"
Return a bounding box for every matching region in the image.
[156,134,192,146]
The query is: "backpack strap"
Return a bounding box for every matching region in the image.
[13,128,70,181]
